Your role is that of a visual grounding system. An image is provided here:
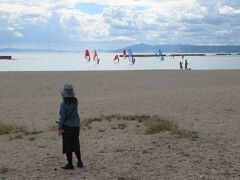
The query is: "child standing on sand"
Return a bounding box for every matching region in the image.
[58,84,83,169]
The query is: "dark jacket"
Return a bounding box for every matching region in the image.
[59,97,80,130]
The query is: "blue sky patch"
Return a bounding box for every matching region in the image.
[75,3,105,15]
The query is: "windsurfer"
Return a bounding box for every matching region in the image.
[123,50,127,59]
[132,58,135,64]
[85,50,91,62]
[113,54,119,63]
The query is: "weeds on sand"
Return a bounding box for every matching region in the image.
[81,117,102,129]
[81,114,199,139]
[144,116,177,134]
[24,129,42,136]
[0,166,8,174]
[0,122,28,135]
[0,122,43,137]
[144,116,198,138]
[81,114,150,128]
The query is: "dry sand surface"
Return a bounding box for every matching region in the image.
[0,70,240,180]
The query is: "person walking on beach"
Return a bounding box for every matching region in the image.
[185,60,188,70]
[179,61,183,70]
[132,58,136,64]
[58,84,83,170]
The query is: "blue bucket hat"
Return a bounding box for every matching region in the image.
[61,84,75,97]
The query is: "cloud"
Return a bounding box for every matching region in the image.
[218,4,240,15]
[0,0,239,49]
[110,36,135,41]
[7,27,14,31]
[215,29,232,36]
[14,31,24,38]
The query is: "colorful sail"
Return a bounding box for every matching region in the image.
[123,49,127,59]
[113,54,119,61]
[113,54,119,63]
[85,49,90,61]
[93,50,98,61]
[127,49,133,61]
[158,49,164,61]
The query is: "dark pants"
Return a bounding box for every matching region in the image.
[62,125,80,153]
[62,125,82,164]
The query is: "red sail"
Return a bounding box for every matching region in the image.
[113,54,119,61]
[123,49,126,56]
[85,49,90,58]
[93,50,98,60]
[123,49,127,59]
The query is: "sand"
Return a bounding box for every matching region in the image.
[0,70,240,179]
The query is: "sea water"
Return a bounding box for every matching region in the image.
[0,52,239,71]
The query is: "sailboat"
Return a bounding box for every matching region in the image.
[93,49,100,64]
[93,50,98,61]
[157,49,164,61]
[85,49,91,62]
[123,49,127,59]
[128,49,135,64]
[113,54,119,63]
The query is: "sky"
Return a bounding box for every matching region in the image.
[0,0,240,50]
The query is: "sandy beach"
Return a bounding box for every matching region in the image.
[0,70,240,179]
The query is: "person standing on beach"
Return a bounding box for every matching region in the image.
[58,84,83,170]
[179,61,183,70]
[185,60,188,70]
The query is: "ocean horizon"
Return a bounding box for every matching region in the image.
[0,52,240,71]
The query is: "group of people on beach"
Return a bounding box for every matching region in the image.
[179,57,190,70]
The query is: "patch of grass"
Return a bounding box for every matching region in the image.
[24,129,42,136]
[102,114,151,122]
[81,114,150,128]
[0,122,28,135]
[80,114,198,139]
[144,116,198,139]
[0,166,8,174]
[81,117,102,128]
[144,116,177,134]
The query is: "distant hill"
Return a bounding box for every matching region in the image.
[113,43,240,53]
[1,44,240,53]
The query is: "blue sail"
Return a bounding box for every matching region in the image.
[158,49,164,61]
[128,49,133,61]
